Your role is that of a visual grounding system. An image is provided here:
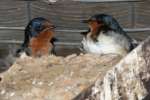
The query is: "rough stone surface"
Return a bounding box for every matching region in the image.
[77,37,150,100]
[0,53,121,100]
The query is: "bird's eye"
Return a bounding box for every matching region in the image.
[37,25,42,30]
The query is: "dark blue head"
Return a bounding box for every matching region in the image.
[28,17,49,37]
[82,14,125,34]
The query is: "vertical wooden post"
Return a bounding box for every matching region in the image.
[129,2,136,28]
[26,1,32,22]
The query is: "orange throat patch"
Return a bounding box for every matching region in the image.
[88,21,102,41]
[29,30,54,57]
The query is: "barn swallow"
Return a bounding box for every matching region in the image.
[16,17,56,57]
[80,14,138,56]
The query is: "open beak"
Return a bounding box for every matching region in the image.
[50,25,56,29]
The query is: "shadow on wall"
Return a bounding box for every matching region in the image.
[0,43,81,73]
[0,44,19,73]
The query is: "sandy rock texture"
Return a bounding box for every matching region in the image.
[77,37,150,100]
[0,53,121,100]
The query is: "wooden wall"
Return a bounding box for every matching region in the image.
[0,0,150,42]
[0,0,150,44]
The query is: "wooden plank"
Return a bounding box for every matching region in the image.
[135,0,150,27]
[73,0,141,2]
[0,0,149,44]
[1,27,150,32]
[0,0,28,27]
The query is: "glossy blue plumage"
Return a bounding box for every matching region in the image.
[28,17,47,37]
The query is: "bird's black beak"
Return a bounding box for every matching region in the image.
[50,25,56,29]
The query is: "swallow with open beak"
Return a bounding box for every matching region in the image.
[16,17,56,57]
[80,14,138,56]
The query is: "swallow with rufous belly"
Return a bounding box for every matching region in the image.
[16,17,57,57]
